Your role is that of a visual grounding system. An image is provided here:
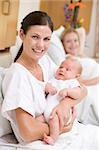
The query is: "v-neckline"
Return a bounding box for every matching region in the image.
[14,62,45,83]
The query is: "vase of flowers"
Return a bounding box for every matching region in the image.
[64,0,86,29]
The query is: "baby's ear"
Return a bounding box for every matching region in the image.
[76,74,81,78]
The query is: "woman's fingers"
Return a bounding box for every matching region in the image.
[72,107,76,122]
[50,107,64,129]
[56,110,65,130]
[50,107,57,119]
[50,105,70,130]
[60,122,73,134]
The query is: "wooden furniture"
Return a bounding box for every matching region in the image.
[95,0,99,58]
[0,0,19,50]
[40,0,93,32]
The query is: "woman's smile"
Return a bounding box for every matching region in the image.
[32,48,44,53]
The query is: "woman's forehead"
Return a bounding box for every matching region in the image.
[65,32,78,39]
[27,25,52,36]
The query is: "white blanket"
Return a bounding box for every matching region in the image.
[0,120,99,150]
[76,58,99,125]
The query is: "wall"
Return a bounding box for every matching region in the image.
[84,0,97,57]
[17,0,40,30]
[10,0,40,59]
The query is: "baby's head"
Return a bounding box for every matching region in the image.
[55,56,82,80]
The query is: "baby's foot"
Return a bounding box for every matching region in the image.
[43,133,55,145]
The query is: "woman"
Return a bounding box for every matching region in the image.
[61,28,99,86]
[1,11,89,145]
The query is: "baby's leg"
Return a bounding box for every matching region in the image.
[43,114,59,145]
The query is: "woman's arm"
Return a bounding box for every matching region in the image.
[15,108,49,143]
[51,85,87,130]
[78,76,99,86]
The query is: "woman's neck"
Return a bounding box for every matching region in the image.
[17,54,38,70]
[16,54,43,81]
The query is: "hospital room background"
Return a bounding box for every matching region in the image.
[0,0,99,67]
[0,0,99,149]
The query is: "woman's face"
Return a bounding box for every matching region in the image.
[63,32,80,56]
[20,25,52,61]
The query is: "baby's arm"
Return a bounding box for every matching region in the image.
[45,83,57,95]
[59,86,81,100]
[78,76,99,86]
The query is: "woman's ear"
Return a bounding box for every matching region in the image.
[19,29,25,40]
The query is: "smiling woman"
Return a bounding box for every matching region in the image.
[1,10,85,143]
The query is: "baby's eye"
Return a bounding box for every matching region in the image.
[66,68,71,71]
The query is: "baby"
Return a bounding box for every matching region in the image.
[43,57,83,145]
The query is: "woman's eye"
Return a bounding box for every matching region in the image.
[44,37,51,41]
[66,40,71,43]
[32,36,39,39]
[74,39,78,42]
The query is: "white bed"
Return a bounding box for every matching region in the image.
[0,120,99,150]
[0,26,99,150]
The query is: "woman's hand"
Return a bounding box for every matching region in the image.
[60,107,76,134]
[36,114,46,123]
[50,98,71,131]
[77,76,86,84]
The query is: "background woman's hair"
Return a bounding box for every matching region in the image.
[61,28,80,45]
[14,11,54,62]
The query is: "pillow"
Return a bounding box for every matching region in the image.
[47,26,66,65]
[79,57,97,79]
[77,84,99,126]
[76,27,86,54]
[77,62,99,125]
[0,68,12,137]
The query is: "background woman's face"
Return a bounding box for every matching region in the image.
[20,25,52,61]
[63,32,80,56]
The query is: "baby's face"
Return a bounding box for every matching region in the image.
[55,60,79,80]
[63,32,80,56]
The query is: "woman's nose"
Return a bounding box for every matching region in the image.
[71,41,75,47]
[37,39,44,49]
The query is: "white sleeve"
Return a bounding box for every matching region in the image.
[2,70,35,120]
[68,79,81,88]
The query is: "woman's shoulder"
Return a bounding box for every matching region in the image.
[4,63,28,80]
[40,54,57,68]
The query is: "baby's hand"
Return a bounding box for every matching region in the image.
[48,86,57,95]
[45,83,57,95]
[58,89,68,99]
